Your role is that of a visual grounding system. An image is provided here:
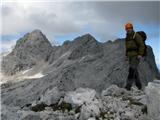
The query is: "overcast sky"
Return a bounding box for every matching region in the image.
[1,1,160,67]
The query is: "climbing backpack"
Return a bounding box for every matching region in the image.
[133,31,147,56]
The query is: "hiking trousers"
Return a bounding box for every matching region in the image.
[125,56,142,90]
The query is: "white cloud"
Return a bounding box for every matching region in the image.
[0,39,17,53]
[1,2,84,41]
[1,1,159,43]
[2,1,159,41]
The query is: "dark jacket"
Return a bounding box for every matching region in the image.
[125,30,145,57]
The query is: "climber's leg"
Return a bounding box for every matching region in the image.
[125,67,135,90]
[134,69,142,90]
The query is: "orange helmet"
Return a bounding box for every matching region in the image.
[125,22,133,30]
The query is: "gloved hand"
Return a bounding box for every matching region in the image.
[137,55,143,60]
[137,55,144,61]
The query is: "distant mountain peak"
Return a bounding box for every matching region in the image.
[29,29,47,40]
[31,29,42,33]
[82,33,94,37]
[30,29,44,36]
[14,29,50,49]
[62,33,98,47]
[8,29,53,71]
[73,33,98,45]
[78,33,96,40]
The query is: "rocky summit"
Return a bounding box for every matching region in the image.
[1,29,160,120]
[1,29,53,76]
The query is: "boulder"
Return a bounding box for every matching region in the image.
[145,80,160,120]
[64,88,102,120]
[40,87,61,105]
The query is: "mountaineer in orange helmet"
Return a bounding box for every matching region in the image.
[124,22,146,91]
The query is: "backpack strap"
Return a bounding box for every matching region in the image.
[133,32,136,39]
[133,32,139,48]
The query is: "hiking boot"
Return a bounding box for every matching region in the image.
[125,86,131,91]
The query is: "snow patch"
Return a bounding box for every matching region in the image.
[25,72,45,79]
[22,68,32,74]
[0,71,45,85]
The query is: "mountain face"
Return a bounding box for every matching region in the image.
[1,30,160,88]
[1,30,53,75]
[1,29,160,120]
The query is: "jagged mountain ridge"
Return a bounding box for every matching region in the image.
[1,29,160,120]
[1,29,160,90]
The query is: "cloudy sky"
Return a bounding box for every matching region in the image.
[1,0,160,68]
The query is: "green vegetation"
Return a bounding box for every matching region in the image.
[31,102,48,112]
[100,111,114,120]
[75,105,81,113]
[57,101,72,112]
[31,101,73,113]
[141,105,147,114]
[122,96,144,106]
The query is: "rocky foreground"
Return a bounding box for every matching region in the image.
[1,81,160,120]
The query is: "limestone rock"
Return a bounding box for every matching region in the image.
[1,29,52,75]
[40,87,62,105]
[145,80,160,120]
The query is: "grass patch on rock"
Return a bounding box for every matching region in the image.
[31,102,48,112]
